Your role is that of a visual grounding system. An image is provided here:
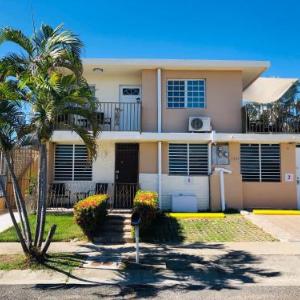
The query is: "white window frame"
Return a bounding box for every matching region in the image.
[167,79,206,109]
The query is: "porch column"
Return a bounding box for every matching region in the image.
[157,68,162,133]
[158,141,162,210]
[157,68,162,209]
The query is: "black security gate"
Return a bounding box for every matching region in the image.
[114,143,139,209]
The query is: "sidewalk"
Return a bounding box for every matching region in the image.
[0,211,19,233]
[1,241,300,287]
[1,241,300,255]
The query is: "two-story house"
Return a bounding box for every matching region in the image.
[49,58,300,211]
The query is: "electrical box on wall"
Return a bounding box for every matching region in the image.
[212,144,229,165]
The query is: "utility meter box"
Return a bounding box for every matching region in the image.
[171,193,197,212]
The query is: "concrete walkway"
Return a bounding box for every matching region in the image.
[0,211,20,233]
[1,241,300,287]
[245,214,300,242]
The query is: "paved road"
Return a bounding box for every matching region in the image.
[0,284,300,299]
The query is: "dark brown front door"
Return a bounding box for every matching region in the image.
[114,143,139,208]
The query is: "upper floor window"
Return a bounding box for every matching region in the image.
[167,79,206,108]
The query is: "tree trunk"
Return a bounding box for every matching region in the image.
[41,224,57,256]
[2,151,32,247]
[0,175,29,254]
[35,143,48,249]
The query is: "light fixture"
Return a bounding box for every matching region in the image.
[93,67,103,73]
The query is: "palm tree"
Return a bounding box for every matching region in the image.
[0,24,100,260]
[0,81,32,254]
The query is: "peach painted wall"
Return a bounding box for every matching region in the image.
[210,142,243,211]
[141,70,158,132]
[161,70,243,133]
[210,143,297,210]
[139,142,158,173]
[242,143,297,209]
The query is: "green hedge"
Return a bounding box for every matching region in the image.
[74,194,108,240]
[133,190,159,232]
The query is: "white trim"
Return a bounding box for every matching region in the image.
[52,131,300,144]
[157,69,162,133]
[158,142,162,210]
[208,142,212,174]
[83,58,270,70]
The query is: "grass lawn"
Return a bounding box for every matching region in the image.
[0,253,85,271]
[141,214,277,243]
[0,213,85,242]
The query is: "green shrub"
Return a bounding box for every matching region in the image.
[133,190,159,232]
[74,194,109,240]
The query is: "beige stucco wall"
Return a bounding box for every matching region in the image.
[161,70,243,133]
[242,143,297,209]
[83,71,141,103]
[210,142,243,211]
[210,142,297,211]
[139,142,158,173]
[141,70,158,132]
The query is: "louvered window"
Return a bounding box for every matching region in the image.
[54,144,92,181]
[240,144,280,182]
[169,144,208,175]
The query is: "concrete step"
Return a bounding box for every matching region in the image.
[102,224,132,233]
[106,219,131,226]
[108,213,131,219]
[110,209,132,214]
[94,232,133,244]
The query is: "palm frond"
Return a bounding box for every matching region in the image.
[0,27,33,54]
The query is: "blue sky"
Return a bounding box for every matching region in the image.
[0,0,299,78]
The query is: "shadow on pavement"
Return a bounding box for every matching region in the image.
[33,242,281,298]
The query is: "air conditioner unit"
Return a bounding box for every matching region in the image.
[188,117,211,132]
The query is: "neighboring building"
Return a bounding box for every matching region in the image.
[49,58,300,211]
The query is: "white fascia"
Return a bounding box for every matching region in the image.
[51,131,300,144]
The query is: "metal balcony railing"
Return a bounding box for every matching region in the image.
[55,101,141,131]
[242,103,300,133]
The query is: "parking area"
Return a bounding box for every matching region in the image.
[245,214,300,242]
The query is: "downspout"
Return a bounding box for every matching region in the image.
[157,68,162,210]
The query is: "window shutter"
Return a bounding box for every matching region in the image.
[74,145,92,181]
[260,144,280,182]
[189,144,208,175]
[169,144,188,175]
[240,144,280,182]
[54,144,92,181]
[169,144,208,176]
[54,145,73,181]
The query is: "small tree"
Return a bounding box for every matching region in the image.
[0,24,100,260]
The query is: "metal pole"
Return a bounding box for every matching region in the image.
[135,225,140,264]
[219,170,225,212]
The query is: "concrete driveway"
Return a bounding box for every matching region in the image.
[245,214,300,242]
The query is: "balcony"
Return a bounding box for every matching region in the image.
[55,101,141,132]
[242,103,300,133]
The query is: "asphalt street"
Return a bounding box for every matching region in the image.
[1,284,300,299]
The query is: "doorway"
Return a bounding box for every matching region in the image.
[114,143,139,208]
